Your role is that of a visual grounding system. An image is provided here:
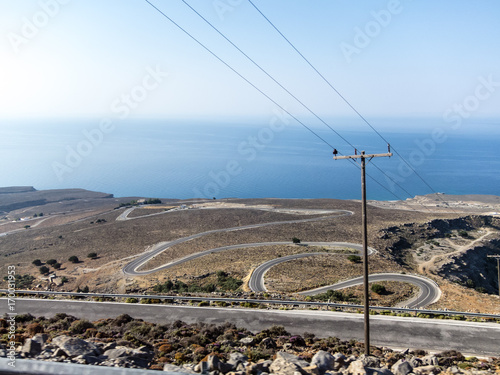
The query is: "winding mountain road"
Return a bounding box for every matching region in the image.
[120,206,441,308]
[248,242,376,292]
[122,208,353,275]
[298,273,441,309]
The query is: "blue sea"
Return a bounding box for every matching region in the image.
[1,118,499,200]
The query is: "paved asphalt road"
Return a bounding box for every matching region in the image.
[248,242,376,293]
[6,298,500,356]
[122,209,352,275]
[299,273,441,309]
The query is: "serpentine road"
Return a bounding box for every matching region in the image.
[121,207,441,308]
[121,208,353,275]
[298,273,441,309]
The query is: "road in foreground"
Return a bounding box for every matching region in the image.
[8,298,500,356]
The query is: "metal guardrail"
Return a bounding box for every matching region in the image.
[0,358,173,375]
[2,289,499,320]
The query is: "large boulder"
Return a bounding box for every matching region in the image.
[102,346,129,359]
[31,333,49,345]
[227,352,248,368]
[421,355,439,366]
[246,359,273,375]
[359,355,381,368]
[207,354,234,374]
[347,360,367,375]
[21,338,42,357]
[163,363,197,373]
[311,350,336,374]
[52,335,99,358]
[391,360,413,375]
[413,365,439,375]
[270,351,318,375]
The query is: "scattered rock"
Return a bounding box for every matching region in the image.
[207,354,235,374]
[413,365,439,375]
[164,363,197,373]
[421,355,439,366]
[270,351,314,375]
[239,337,254,346]
[311,350,336,374]
[348,360,368,375]
[391,360,413,375]
[52,335,99,358]
[32,333,49,345]
[227,352,248,367]
[21,339,42,357]
[103,346,129,359]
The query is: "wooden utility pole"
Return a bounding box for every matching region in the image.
[333,148,392,355]
[487,255,500,296]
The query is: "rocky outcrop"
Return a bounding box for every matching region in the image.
[51,335,100,358]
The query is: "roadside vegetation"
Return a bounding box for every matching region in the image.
[152,271,243,294]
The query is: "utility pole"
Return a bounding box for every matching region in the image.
[333,148,392,355]
[487,255,500,296]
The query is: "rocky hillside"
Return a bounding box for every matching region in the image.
[375,215,500,269]
[0,186,114,214]
[1,314,498,374]
[435,238,500,294]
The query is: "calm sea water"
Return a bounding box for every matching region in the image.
[1,118,499,200]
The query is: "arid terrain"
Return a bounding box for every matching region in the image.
[1,187,499,314]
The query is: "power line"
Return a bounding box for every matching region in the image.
[143,1,421,211]
[247,0,456,213]
[142,0,334,151]
[179,0,425,210]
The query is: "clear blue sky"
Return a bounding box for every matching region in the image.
[1,0,499,122]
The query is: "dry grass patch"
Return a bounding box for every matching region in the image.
[337,281,417,307]
[265,254,407,293]
[428,278,500,314]
[137,244,323,289]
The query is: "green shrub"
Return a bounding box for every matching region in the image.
[292,237,301,244]
[39,266,50,275]
[371,284,387,295]
[70,319,95,334]
[125,298,138,303]
[32,259,42,266]
[348,255,362,263]
[46,259,57,265]
[87,252,97,259]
